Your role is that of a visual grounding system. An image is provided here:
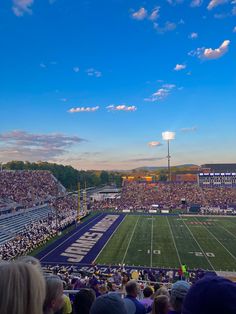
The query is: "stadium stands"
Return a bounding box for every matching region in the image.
[91,181,236,212]
[0,170,65,211]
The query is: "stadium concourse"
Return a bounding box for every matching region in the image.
[0,171,236,314]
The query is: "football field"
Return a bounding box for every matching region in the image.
[96,215,236,271]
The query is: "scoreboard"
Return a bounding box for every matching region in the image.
[198,173,236,188]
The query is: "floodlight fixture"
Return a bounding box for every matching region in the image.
[162,131,175,141]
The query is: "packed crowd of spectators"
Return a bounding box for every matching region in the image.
[0,257,235,314]
[0,194,78,260]
[0,170,65,209]
[91,182,236,212]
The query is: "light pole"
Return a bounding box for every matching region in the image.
[162,131,175,182]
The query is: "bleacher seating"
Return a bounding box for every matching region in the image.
[0,206,53,245]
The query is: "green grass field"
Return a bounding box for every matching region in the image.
[96,215,236,271]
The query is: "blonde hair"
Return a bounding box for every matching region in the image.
[0,261,46,314]
[43,274,64,314]
[17,255,42,272]
[155,287,170,298]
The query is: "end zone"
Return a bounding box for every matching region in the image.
[37,213,125,265]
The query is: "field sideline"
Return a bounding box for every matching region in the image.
[95,214,236,271]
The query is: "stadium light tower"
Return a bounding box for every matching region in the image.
[162,131,175,182]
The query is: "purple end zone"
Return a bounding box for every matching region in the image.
[37,213,125,265]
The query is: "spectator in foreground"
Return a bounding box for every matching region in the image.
[90,293,127,314]
[0,261,45,314]
[140,286,154,313]
[124,280,146,314]
[152,295,170,314]
[17,255,43,272]
[43,275,64,314]
[182,275,236,314]
[168,281,190,314]
[73,288,95,314]
[154,287,170,298]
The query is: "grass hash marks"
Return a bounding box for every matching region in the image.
[152,216,180,268]
[122,216,152,266]
[168,217,214,270]
[194,217,236,271]
[96,215,138,265]
[186,217,236,271]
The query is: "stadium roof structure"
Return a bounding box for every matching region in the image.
[201,164,236,173]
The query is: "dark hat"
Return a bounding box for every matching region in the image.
[182,275,236,314]
[90,293,127,314]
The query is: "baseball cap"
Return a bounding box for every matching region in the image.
[171,280,190,301]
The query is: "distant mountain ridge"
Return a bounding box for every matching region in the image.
[132,164,199,171]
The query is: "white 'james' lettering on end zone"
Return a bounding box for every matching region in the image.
[61,215,119,263]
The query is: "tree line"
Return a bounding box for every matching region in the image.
[2,161,122,191]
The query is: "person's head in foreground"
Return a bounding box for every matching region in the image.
[143,286,154,299]
[90,293,127,314]
[125,280,140,298]
[17,255,42,272]
[0,261,45,314]
[155,287,170,298]
[73,288,95,314]
[169,280,190,314]
[43,274,64,314]
[152,295,170,314]
[182,275,236,314]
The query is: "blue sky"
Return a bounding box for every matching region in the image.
[0,0,236,170]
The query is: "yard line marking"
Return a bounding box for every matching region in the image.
[95,215,126,262]
[122,216,140,264]
[166,216,182,266]
[150,216,153,267]
[194,217,236,263]
[180,216,215,271]
[39,213,104,261]
[218,223,236,240]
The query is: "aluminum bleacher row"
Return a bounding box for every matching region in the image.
[0,206,53,245]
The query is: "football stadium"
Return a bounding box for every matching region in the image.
[1,0,236,313]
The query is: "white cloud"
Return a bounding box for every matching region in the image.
[189,32,198,39]
[148,141,162,147]
[12,0,34,16]
[106,105,137,112]
[190,0,203,7]
[73,67,80,73]
[68,106,99,113]
[207,0,229,10]
[145,84,176,102]
[40,63,47,68]
[233,26,236,32]
[181,127,197,132]
[60,98,68,102]
[203,40,230,59]
[149,7,160,21]
[166,0,184,5]
[189,40,230,59]
[86,68,102,77]
[153,21,176,33]
[162,83,176,89]
[174,64,186,71]
[232,6,236,15]
[188,47,205,58]
[131,7,147,20]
